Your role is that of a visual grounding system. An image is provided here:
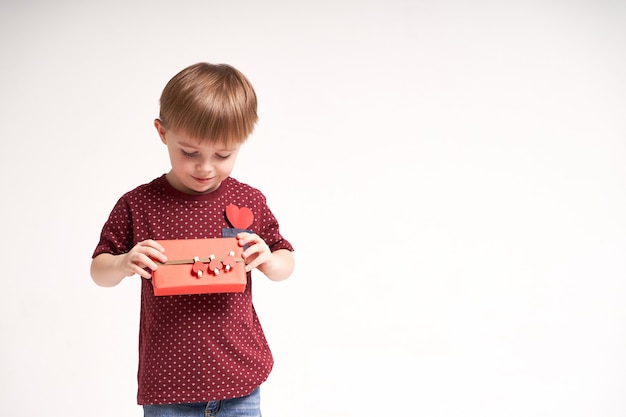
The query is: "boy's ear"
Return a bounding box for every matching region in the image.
[154,119,167,144]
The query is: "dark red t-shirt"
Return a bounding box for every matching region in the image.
[92,175,293,404]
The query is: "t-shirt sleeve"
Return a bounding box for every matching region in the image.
[92,197,134,258]
[256,194,294,253]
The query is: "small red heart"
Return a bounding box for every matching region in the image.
[208,258,223,275]
[225,204,254,230]
[192,261,207,278]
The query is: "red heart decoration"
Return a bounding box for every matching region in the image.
[208,258,223,275]
[225,204,254,230]
[192,260,207,278]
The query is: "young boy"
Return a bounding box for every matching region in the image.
[91,62,295,417]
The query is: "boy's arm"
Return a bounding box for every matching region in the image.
[90,240,167,287]
[257,249,295,282]
[237,233,295,282]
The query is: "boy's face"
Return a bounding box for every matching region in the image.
[155,120,241,195]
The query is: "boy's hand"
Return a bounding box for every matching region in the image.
[237,232,271,273]
[120,239,167,279]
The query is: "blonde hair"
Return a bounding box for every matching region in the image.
[158,63,258,146]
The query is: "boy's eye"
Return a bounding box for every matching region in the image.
[182,150,198,157]
[216,153,231,160]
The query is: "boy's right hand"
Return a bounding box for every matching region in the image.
[120,239,167,279]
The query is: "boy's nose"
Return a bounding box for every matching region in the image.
[197,158,213,173]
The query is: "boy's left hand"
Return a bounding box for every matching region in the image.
[237,232,271,272]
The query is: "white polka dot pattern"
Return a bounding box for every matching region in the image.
[93,175,293,405]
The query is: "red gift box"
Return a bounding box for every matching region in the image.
[151,238,246,296]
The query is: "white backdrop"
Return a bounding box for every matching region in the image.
[1,1,625,416]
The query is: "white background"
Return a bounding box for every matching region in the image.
[1,1,625,416]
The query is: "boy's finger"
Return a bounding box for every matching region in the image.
[149,247,168,263]
[144,239,166,253]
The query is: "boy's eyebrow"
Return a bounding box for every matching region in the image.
[178,141,238,152]
[177,141,199,148]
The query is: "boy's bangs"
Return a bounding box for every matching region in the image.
[178,97,255,146]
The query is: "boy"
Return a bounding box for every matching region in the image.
[91,62,294,417]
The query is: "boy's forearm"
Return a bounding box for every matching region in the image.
[258,249,294,282]
[91,253,126,287]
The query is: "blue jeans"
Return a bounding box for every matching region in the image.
[143,387,261,417]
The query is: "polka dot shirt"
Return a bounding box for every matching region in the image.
[92,175,294,405]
